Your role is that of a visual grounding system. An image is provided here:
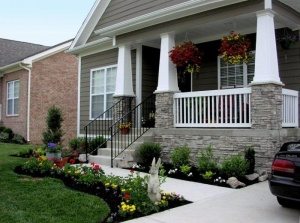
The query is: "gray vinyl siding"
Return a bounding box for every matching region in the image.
[278,42,300,91]
[88,0,189,42]
[193,61,218,91]
[80,49,137,134]
[142,46,159,100]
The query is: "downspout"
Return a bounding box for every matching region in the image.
[19,63,32,142]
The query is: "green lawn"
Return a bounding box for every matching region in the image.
[0,143,110,223]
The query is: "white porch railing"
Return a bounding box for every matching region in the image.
[174,88,252,128]
[282,89,299,127]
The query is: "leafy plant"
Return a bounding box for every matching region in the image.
[197,145,218,173]
[42,106,63,145]
[170,146,190,167]
[2,127,14,139]
[202,171,215,181]
[180,164,191,175]
[69,137,85,151]
[134,142,161,167]
[0,132,9,143]
[89,136,106,153]
[244,147,255,174]
[221,155,249,178]
[11,134,26,144]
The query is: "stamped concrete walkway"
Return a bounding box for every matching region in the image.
[101,166,300,223]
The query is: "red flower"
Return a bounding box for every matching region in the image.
[169,41,202,73]
[93,164,101,171]
[69,159,76,164]
[123,192,131,200]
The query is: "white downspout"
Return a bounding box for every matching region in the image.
[19,63,32,142]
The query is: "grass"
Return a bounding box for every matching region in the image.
[0,143,110,223]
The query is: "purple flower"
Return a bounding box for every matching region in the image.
[48,143,57,148]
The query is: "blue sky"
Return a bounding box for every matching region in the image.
[0,0,95,46]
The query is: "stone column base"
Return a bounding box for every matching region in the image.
[251,83,282,130]
[155,92,175,128]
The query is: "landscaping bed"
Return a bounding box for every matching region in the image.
[14,157,190,223]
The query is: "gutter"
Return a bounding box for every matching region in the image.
[19,62,32,142]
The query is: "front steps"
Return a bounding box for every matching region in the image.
[88,129,154,167]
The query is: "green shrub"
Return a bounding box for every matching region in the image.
[221,155,249,178]
[180,164,191,175]
[3,128,13,140]
[170,146,190,167]
[244,147,255,174]
[0,132,10,143]
[88,136,106,151]
[42,106,63,144]
[69,137,85,151]
[134,142,161,167]
[11,134,26,144]
[197,145,218,173]
[0,126,6,132]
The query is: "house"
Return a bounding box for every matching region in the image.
[68,0,300,169]
[0,39,78,144]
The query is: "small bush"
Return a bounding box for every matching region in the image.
[12,134,26,144]
[3,127,13,139]
[69,137,85,151]
[0,126,6,132]
[197,145,218,173]
[42,106,63,144]
[0,132,10,143]
[134,142,161,167]
[89,136,106,153]
[221,155,249,178]
[244,147,255,174]
[170,146,190,167]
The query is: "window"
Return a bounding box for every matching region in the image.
[218,53,255,89]
[7,80,19,116]
[90,66,117,119]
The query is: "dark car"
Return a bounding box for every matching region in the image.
[269,142,300,207]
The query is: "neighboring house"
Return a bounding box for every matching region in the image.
[68,0,300,169]
[0,39,78,144]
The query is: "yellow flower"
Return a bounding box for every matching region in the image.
[105,183,110,187]
[111,184,118,189]
[162,196,166,200]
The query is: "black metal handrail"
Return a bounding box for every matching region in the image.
[109,94,155,167]
[84,97,133,160]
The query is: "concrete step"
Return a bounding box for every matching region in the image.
[88,155,134,168]
[97,147,135,157]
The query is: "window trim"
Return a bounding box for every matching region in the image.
[6,80,20,117]
[89,65,117,120]
[217,51,255,89]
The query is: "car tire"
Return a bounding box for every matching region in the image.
[277,197,293,207]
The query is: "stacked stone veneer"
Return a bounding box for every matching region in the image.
[155,92,175,128]
[251,84,282,130]
[153,128,299,170]
[152,83,297,170]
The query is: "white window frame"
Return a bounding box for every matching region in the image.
[218,52,255,89]
[89,65,117,120]
[6,80,19,116]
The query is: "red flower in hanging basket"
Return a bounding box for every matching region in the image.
[219,31,251,64]
[169,41,202,74]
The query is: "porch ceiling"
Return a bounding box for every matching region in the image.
[279,0,300,13]
[144,13,293,47]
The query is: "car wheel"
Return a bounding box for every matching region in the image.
[277,197,293,207]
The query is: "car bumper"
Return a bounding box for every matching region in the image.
[269,175,300,201]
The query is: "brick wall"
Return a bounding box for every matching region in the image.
[0,69,28,138]
[30,52,78,145]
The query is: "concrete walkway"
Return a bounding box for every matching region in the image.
[101,166,300,223]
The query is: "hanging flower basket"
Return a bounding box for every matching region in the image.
[169,41,202,74]
[219,31,251,64]
[276,28,298,50]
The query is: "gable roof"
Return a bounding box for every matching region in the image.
[0,38,48,67]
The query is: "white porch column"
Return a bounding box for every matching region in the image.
[251,10,282,85]
[114,44,135,97]
[155,32,179,93]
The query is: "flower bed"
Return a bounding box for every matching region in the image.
[14,158,190,223]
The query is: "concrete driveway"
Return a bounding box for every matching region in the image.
[100,166,300,223]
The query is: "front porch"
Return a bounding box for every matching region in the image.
[173,87,298,128]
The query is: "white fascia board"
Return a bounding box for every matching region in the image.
[94,0,247,37]
[23,41,72,64]
[67,37,112,56]
[69,0,111,50]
